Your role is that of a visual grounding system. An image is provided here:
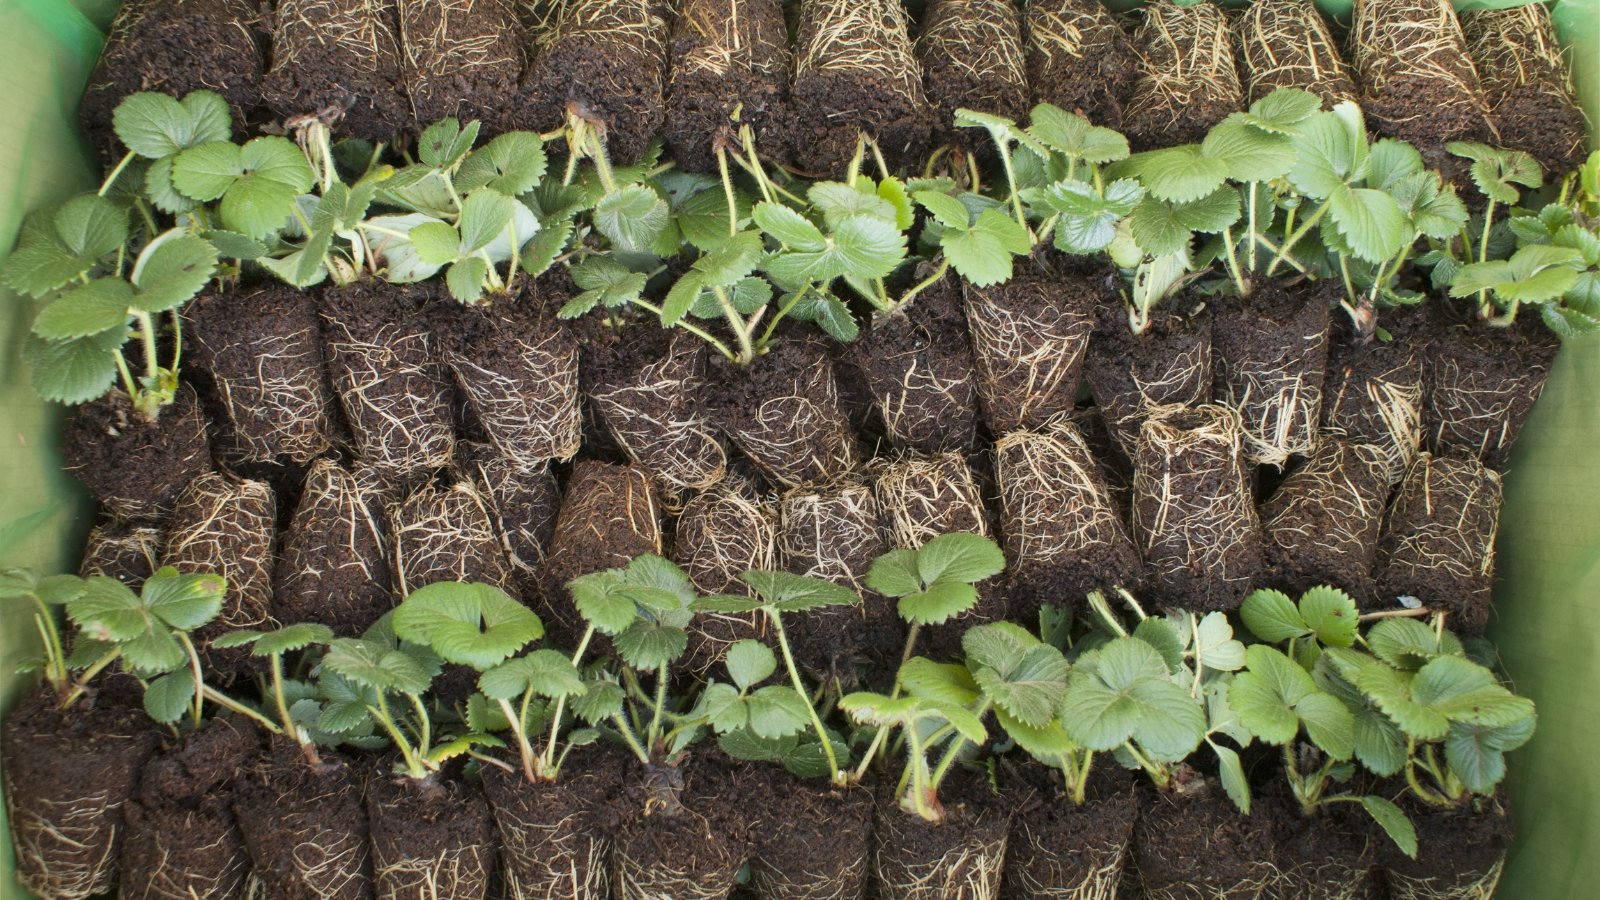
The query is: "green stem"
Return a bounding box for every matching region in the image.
[889,259,949,313]
[539,625,595,776]
[927,701,988,793]
[201,685,281,735]
[1122,743,1168,790]
[630,298,737,360]
[758,283,810,346]
[99,151,135,198]
[500,696,538,782]
[904,727,937,821]
[587,130,618,195]
[1247,182,1259,272]
[61,646,123,709]
[772,613,843,785]
[270,654,295,736]
[29,599,66,693]
[373,694,427,778]
[1222,226,1248,296]
[1268,198,1331,276]
[612,714,652,765]
[996,140,1029,234]
[1477,200,1497,318]
[716,146,740,236]
[739,126,781,205]
[712,285,756,363]
[647,666,670,751]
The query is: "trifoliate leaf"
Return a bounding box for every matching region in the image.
[1328,186,1408,263]
[1201,121,1296,183]
[1046,178,1143,254]
[144,670,197,724]
[32,280,133,340]
[595,185,669,253]
[418,118,480,169]
[392,581,543,669]
[746,686,810,739]
[694,231,765,287]
[24,329,125,405]
[752,202,826,250]
[1450,245,1583,304]
[1231,645,1320,745]
[112,90,231,160]
[915,532,1006,586]
[1299,586,1359,648]
[766,214,906,285]
[913,190,971,229]
[700,682,748,732]
[970,639,1069,728]
[899,658,982,706]
[458,191,518,254]
[1289,104,1369,198]
[1027,104,1129,163]
[130,233,218,313]
[739,570,859,613]
[458,132,547,196]
[941,209,1029,287]
[725,640,777,690]
[478,649,586,700]
[613,619,687,670]
[323,637,439,697]
[809,181,897,229]
[1060,638,1205,759]
[1128,187,1241,256]
[1234,88,1321,134]
[567,257,646,317]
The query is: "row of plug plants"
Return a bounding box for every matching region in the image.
[1,533,1534,900]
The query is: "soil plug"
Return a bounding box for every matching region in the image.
[455,442,562,605]
[996,419,1141,620]
[542,461,662,644]
[78,520,162,590]
[1375,453,1502,634]
[1462,4,1589,178]
[275,459,396,637]
[1085,293,1214,462]
[162,473,277,680]
[1024,0,1139,129]
[1124,1,1243,149]
[1323,312,1427,486]
[1210,280,1332,467]
[853,269,980,454]
[186,283,340,466]
[1260,440,1390,600]
[711,337,859,489]
[663,0,790,173]
[396,0,523,132]
[917,0,1029,158]
[963,265,1095,433]
[263,0,412,140]
[674,479,779,676]
[1131,404,1264,612]
[1239,0,1358,107]
[389,480,516,598]
[788,0,932,175]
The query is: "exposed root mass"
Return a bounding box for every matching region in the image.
[664,0,791,171]
[711,339,857,489]
[78,519,161,589]
[389,480,515,596]
[856,271,980,454]
[61,385,213,524]
[1024,0,1139,128]
[1462,3,1589,176]
[1322,321,1424,485]
[872,775,1009,900]
[1260,438,1390,600]
[963,270,1095,434]
[1210,283,1331,468]
[1124,1,1243,148]
[1239,0,1358,106]
[263,0,411,139]
[1375,452,1502,634]
[1084,295,1214,461]
[674,479,779,676]
[455,442,562,603]
[917,0,1029,151]
[542,461,662,644]
[275,458,396,637]
[396,0,523,131]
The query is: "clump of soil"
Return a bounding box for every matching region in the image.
[1211,282,1331,468]
[674,478,779,676]
[120,716,262,900]
[1382,791,1513,900]
[480,742,631,899]
[1270,781,1382,900]
[1131,404,1265,612]
[233,736,371,900]
[875,451,1004,655]
[709,337,857,489]
[1422,304,1560,471]
[787,0,932,174]
[162,472,277,680]
[320,280,456,476]
[275,458,395,637]
[1322,311,1426,485]
[186,283,339,466]
[873,769,1009,900]
[0,683,160,900]
[1024,0,1139,129]
[61,384,213,524]
[1462,4,1589,177]
[1350,0,1494,175]
[1124,0,1243,149]
[854,271,979,454]
[612,756,754,899]
[436,290,581,468]
[1238,0,1358,106]
[583,325,727,498]
[396,0,522,131]
[389,479,515,595]
[80,0,266,156]
[778,476,900,687]
[1261,438,1390,601]
[78,519,162,589]
[455,441,562,605]
[963,267,1096,434]
[366,770,495,900]
[996,420,1141,619]
[518,0,670,164]
[1001,760,1137,899]
[262,0,411,140]
[1085,292,1214,460]
[541,460,662,644]
[1069,403,1135,519]
[748,770,873,899]
[663,0,791,172]
[1131,778,1284,899]
[916,0,1029,155]
[1375,452,1502,633]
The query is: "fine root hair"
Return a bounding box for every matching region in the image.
[873,810,1009,900]
[873,451,989,549]
[1260,438,1390,594]
[918,0,1029,142]
[163,473,278,677]
[1422,337,1552,467]
[533,0,667,63]
[1125,1,1243,146]
[445,310,582,468]
[389,480,514,595]
[1350,0,1495,142]
[1023,0,1139,127]
[5,777,125,900]
[794,0,925,106]
[1212,289,1330,469]
[1239,0,1358,106]
[675,481,779,676]
[1005,816,1127,900]
[752,842,870,900]
[455,443,562,594]
[1376,453,1502,633]
[397,0,523,125]
[590,331,728,495]
[372,843,492,900]
[723,358,857,490]
[962,275,1093,433]
[780,477,886,592]
[270,0,399,75]
[1131,404,1264,611]
[671,0,789,81]
[1386,858,1505,900]
[119,804,250,900]
[78,520,161,587]
[1322,341,1423,486]
[995,420,1133,576]
[1136,864,1285,900]
[543,461,662,639]
[483,773,612,899]
[1461,3,1589,177]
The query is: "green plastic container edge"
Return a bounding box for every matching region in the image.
[0,0,1594,895]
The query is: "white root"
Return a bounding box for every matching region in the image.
[445,309,582,469]
[78,520,161,587]
[1350,0,1495,139]
[396,0,521,124]
[874,452,989,549]
[119,803,250,900]
[590,331,728,496]
[1386,858,1505,900]
[963,276,1093,433]
[1126,2,1242,142]
[1323,341,1424,486]
[1238,0,1358,106]
[1375,453,1502,632]
[675,481,779,674]
[874,806,1009,900]
[276,458,394,634]
[794,0,924,105]
[1261,439,1390,593]
[1005,816,1127,900]
[389,480,515,596]
[372,842,492,900]
[162,473,278,676]
[4,777,124,900]
[724,355,857,490]
[917,0,1029,132]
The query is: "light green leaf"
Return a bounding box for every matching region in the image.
[1213,740,1252,813]
[700,682,748,732]
[32,280,133,340]
[479,649,586,700]
[53,194,130,261]
[572,678,625,723]
[746,685,810,738]
[898,581,979,626]
[899,658,982,706]
[458,191,518,254]
[392,581,542,669]
[1289,103,1369,198]
[915,532,1006,586]
[595,185,670,252]
[1201,121,1296,183]
[752,202,826,250]
[130,234,218,313]
[141,569,226,631]
[446,257,491,303]
[1193,612,1247,671]
[995,708,1077,758]
[24,329,125,405]
[613,620,687,670]
[726,640,777,690]
[144,670,197,723]
[410,221,462,266]
[1234,89,1321,134]
[914,190,971,229]
[809,182,897,229]
[1231,645,1315,744]
[1129,187,1241,256]
[1027,104,1129,163]
[418,118,480,168]
[458,132,547,195]
[941,209,1028,287]
[865,548,921,597]
[740,570,860,613]
[570,570,640,634]
[112,90,232,160]
[1328,187,1408,263]
[324,636,440,697]
[694,231,765,287]
[970,639,1069,727]
[1116,145,1229,203]
[1362,795,1417,859]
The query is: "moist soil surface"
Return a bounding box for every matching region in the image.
[186,283,338,465]
[1269,784,1381,899]
[1210,281,1331,467]
[873,769,1009,899]
[1001,760,1137,898]
[854,274,979,454]
[262,0,411,140]
[708,336,856,489]
[397,0,522,131]
[61,384,213,523]
[1025,0,1139,129]
[1321,309,1427,484]
[80,0,265,155]
[1420,303,1560,471]
[749,770,873,898]
[366,769,494,899]
[613,754,756,899]
[320,280,456,475]
[480,742,632,899]
[0,683,161,899]
[233,737,371,900]
[1132,779,1286,899]
[1376,453,1502,632]
[1085,293,1214,459]
[663,0,790,172]
[274,459,395,637]
[963,265,1096,434]
[1381,790,1513,896]
[120,716,261,900]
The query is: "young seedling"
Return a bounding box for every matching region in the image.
[839,673,987,824]
[1234,586,1419,857]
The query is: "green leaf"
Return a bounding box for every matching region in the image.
[1027,104,1129,163]
[418,118,480,168]
[746,686,810,738]
[572,677,625,724]
[131,234,219,313]
[479,649,586,700]
[679,188,752,251]
[1411,656,1535,728]
[522,215,574,277]
[740,570,859,613]
[996,708,1076,758]
[1212,741,1251,813]
[726,640,777,690]
[1367,618,1462,669]
[24,329,125,405]
[446,257,491,304]
[1192,612,1247,671]
[1134,618,1185,672]
[141,569,226,631]
[595,185,669,253]
[1,197,128,297]
[54,194,130,261]
[809,182,897,229]
[1234,89,1321,134]
[144,156,197,214]
[1445,716,1535,794]
[1201,121,1296,183]
[613,619,687,670]
[324,636,438,697]
[569,570,637,633]
[1289,104,1369,198]
[1362,795,1418,859]
[864,549,921,597]
[1046,178,1143,255]
[392,581,542,669]
[204,230,268,260]
[409,221,462,266]
[458,191,518,254]
[913,190,971,230]
[1296,691,1357,760]
[112,90,232,159]
[915,533,1006,586]
[694,232,765,287]
[798,291,859,342]
[899,658,982,706]
[1232,645,1319,744]
[898,581,978,626]
[144,670,197,723]
[1299,586,1359,648]
[1129,187,1241,256]
[765,215,905,285]
[1367,139,1427,189]
[458,132,547,196]
[1328,187,1409,263]
[243,622,335,656]
[1116,145,1229,203]
[700,682,748,732]
[969,638,1070,728]
[752,202,825,250]
[32,280,133,340]
[1060,638,1205,759]
[940,211,1026,287]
